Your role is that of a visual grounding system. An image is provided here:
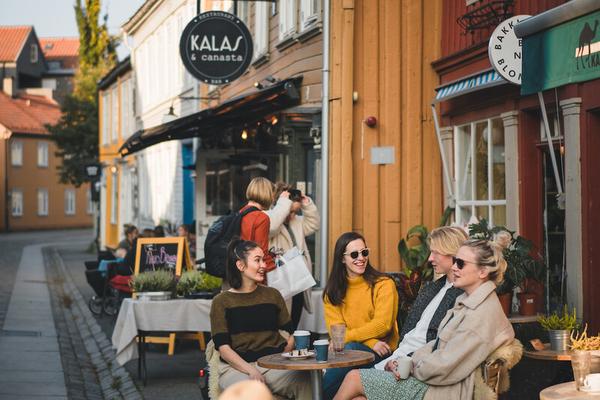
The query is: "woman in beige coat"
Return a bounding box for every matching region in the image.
[334,238,515,400]
[266,182,320,330]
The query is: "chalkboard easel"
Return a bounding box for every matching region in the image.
[132,237,201,355]
[133,237,193,276]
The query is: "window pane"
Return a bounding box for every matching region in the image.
[456,125,472,201]
[493,205,506,227]
[475,205,489,221]
[475,121,488,201]
[491,118,506,200]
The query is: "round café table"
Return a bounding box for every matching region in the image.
[257,349,374,400]
[540,381,600,399]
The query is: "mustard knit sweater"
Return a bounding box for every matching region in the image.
[324,276,399,350]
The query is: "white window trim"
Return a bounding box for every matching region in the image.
[11,140,23,166]
[453,117,507,226]
[300,0,321,31]
[86,187,94,215]
[65,189,76,216]
[30,44,38,63]
[38,188,48,216]
[278,0,297,41]
[110,171,118,225]
[102,92,110,146]
[11,189,23,217]
[254,2,270,59]
[37,141,49,167]
[111,87,119,143]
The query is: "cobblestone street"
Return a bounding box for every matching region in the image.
[0,230,206,400]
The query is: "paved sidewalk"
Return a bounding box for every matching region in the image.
[0,243,69,399]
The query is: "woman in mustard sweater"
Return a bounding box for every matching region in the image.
[322,232,399,399]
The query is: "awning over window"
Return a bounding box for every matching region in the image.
[119,76,302,157]
[433,69,507,103]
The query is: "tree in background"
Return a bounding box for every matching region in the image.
[47,0,117,186]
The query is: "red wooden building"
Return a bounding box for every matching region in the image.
[432,0,599,332]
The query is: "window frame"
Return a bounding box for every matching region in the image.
[278,0,297,41]
[37,141,49,168]
[37,188,49,216]
[11,189,23,217]
[86,187,94,215]
[254,1,270,59]
[453,116,507,226]
[101,91,110,146]
[300,0,321,31]
[111,87,119,143]
[110,171,118,225]
[64,188,76,216]
[30,44,38,63]
[11,140,23,166]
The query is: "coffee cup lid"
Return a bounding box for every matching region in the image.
[293,330,310,336]
[314,339,329,345]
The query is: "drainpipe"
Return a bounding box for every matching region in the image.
[319,0,330,287]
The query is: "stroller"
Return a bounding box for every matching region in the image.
[85,252,132,316]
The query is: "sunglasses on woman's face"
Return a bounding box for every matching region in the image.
[344,248,370,259]
[452,256,477,270]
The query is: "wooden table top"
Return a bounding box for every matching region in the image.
[540,381,600,399]
[524,343,572,361]
[257,349,375,371]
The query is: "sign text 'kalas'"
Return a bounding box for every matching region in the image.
[180,11,253,85]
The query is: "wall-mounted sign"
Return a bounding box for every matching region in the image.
[488,15,531,85]
[179,11,253,85]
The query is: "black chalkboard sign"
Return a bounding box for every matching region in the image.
[134,237,192,276]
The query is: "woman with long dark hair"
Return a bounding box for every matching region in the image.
[322,232,399,399]
[210,238,310,399]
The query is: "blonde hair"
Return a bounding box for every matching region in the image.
[461,238,509,286]
[246,177,274,209]
[428,226,468,256]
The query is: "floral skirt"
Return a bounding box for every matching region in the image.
[360,369,428,400]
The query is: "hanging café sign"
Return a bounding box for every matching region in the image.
[179,11,253,85]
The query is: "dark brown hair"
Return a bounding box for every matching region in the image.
[226,237,261,289]
[323,232,388,306]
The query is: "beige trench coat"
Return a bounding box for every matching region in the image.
[411,280,515,400]
[265,197,320,313]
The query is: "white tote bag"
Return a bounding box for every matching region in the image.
[268,247,316,300]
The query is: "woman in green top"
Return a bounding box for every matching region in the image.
[209,238,311,399]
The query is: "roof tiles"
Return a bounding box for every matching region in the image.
[0,92,61,135]
[0,26,32,62]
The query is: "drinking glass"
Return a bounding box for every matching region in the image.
[330,323,346,356]
[572,350,592,390]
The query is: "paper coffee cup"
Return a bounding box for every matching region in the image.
[293,330,310,350]
[394,356,412,379]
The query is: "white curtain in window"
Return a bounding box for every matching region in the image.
[254,2,269,57]
[37,141,49,167]
[11,140,23,166]
[279,0,297,40]
[300,0,320,30]
[65,189,76,215]
[38,189,48,216]
[11,190,23,216]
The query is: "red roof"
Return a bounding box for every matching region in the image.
[40,37,79,59]
[0,92,61,135]
[0,26,32,62]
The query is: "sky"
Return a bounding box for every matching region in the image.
[0,0,145,58]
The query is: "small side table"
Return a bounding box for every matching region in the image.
[257,349,374,400]
[540,381,600,399]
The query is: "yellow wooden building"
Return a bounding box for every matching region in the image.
[328,0,444,271]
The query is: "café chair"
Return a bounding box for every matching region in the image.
[474,339,523,400]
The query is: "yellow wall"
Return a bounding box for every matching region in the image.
[329,0,443,271]
[99,71,134,248]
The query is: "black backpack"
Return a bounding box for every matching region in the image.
[204,206,259,278]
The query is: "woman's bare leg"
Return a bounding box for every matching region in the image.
[333,370,367,400]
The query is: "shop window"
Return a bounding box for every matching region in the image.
[254,2,270,59]
[11,140,23,166]
[300,0,321,31]
[454,117,506,226]
[278,0,297,41]
[38,188,48,216]
[11,189,23,217]
[65,189,76,215]
[37,141,49,167]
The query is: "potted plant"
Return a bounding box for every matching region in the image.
[571,324,600,373]
[538,305,578,351]
[130,270,176,300]
[176,270,222,299]
[468,219,545,316]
